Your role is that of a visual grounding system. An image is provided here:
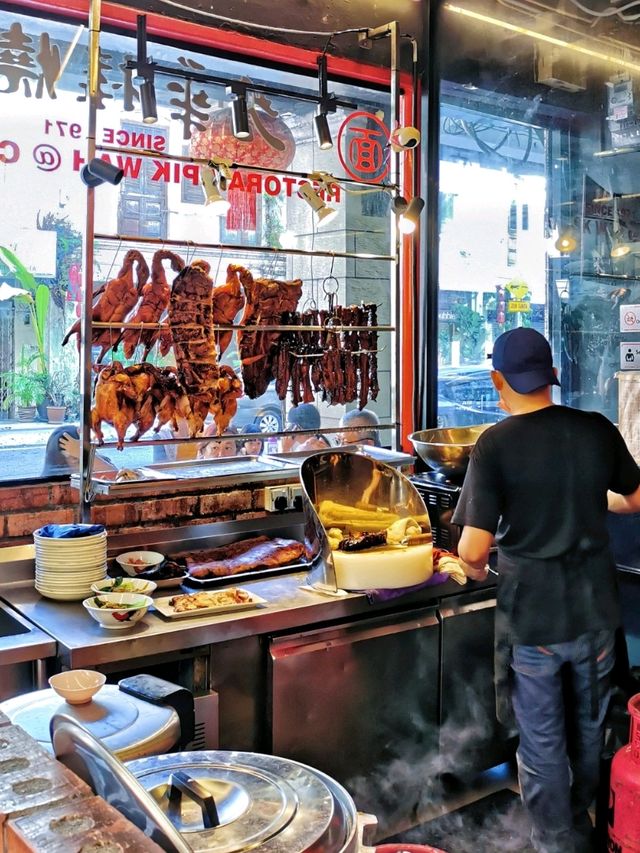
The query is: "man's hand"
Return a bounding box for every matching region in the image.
[59,432,80,462]
[459,559,489,582]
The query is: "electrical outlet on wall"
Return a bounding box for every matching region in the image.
[264,486,290,513]
[288,485,304,512]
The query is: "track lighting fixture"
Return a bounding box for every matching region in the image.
[314,110,333,150]
[299,183,338,228]
[140,76,157,124]
[611,237,631,259]
[554,229,579,254]
[314,54,337,151]
[398,197,425,234]
[201,164,230,215]
[135,15,157,125]
[80,158,124,188]
[389,126,421,152]
[391,195,424,234]
[227,84,250,139]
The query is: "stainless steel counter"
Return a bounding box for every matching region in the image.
[0,573,477,669]
[0,599,56,666]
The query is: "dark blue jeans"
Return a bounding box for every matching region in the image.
[511,629,615,853]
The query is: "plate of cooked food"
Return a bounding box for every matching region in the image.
[153,587,267,619]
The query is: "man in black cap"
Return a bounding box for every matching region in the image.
[452,327,640,853]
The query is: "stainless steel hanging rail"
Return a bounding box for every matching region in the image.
[95,145,398,191]
[90,321,395,332]
[93,233,397,261]
[91,423,395,449]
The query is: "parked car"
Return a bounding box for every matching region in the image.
[437,365,504,428]
[233,382,285,433]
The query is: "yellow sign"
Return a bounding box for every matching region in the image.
[506,281,530,300]
[508,300,531,313]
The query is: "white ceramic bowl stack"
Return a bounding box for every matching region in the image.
[34,527,108,601]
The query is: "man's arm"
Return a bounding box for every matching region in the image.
[608,482,640,514]
[457,526,494,581]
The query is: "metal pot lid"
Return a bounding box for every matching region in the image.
[126,750,359,853]
[0,686,180,761]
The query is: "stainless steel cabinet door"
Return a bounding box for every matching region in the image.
[269,608,439,820]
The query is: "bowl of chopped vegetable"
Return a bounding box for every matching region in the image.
[82,592,153,630]
[91,576,157,596]
[115,551,164,577]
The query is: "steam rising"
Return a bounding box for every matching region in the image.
[346,675,532,850]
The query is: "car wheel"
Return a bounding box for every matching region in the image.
[255,411,281,433]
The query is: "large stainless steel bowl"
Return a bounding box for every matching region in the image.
[408,424,492,481]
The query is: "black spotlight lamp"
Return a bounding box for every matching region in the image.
[135,15,157,125]
[140,76,157,124]
[227,84,250,139]
[81,158,124,187]
[314,54,337,151]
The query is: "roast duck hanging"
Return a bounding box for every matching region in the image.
[63,254,381,449]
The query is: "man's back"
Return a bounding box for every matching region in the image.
[463,405,639,559]
[454,405,640,644]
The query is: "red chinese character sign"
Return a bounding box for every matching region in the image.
[190,96,296,230]
[337,110,390,184]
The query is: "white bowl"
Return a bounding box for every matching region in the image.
[115,551,164,577]
[91,577,157,596]
[83,592,153,630]
[49,670,106,704]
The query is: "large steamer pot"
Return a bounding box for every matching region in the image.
[408,424,492,481]
[51,714,377,853]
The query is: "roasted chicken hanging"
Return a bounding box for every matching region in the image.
[90,361,196,449]
[62,250,149,363]
[212,264,248,356]
[210,364,243,435]
[118,250,185,361]
[91,362,138,450]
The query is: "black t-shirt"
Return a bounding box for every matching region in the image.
[452,405,640,644]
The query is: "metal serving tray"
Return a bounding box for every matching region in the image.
[182,558,313,589]
[72,455,299,497]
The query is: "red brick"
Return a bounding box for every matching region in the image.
[0,486,50,512]
[134,496,198,522]
[200,490,252,516]
[48,484,75,507]
[5,509,75,539]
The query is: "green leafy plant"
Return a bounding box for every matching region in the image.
[0,349,47,409]
[0,246,51,376]
[45,369,75,407]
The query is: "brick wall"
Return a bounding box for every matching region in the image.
[0,477,294,546]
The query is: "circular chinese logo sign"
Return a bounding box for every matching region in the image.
[337,110,390,184]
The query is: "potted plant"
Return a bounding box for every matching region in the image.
[44,369,72,423]
[0,359,47,421]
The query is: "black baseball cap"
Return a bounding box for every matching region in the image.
[491,327,560,394]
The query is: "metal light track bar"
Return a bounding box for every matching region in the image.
[93,233,396,262]
[94,145,398,190]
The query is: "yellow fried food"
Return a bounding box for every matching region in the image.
[317,499,400,533]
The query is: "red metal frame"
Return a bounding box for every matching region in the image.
[12,0,418,439]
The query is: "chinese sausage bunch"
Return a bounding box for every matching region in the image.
[63,251,380,449]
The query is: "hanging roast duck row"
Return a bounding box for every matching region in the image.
[62,250,380,447]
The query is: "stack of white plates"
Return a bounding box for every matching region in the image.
[34,527,108,601]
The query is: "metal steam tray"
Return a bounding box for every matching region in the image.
[72,455,299,497]
[182,557,314,589]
